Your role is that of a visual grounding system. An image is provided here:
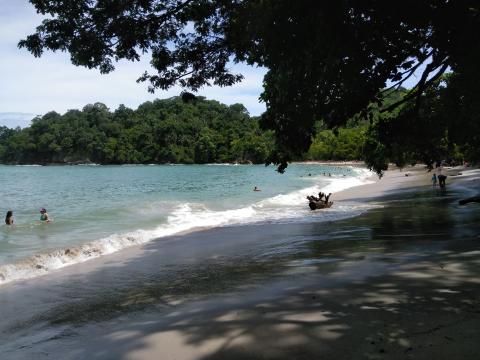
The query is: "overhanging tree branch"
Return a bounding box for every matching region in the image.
[380,59,449,113]
[381,49,434,93]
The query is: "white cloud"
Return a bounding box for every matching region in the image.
[0,112,35,128]
[0,0,267,116]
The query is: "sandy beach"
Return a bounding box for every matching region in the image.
[1,165,479,360]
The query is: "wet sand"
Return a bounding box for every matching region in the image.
[1,166,479,359]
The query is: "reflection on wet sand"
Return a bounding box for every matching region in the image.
[1,182,479,359]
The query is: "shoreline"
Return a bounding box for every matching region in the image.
[0,163,376,287]
[1,165,479,359]
[0,164,460,287]
[0,163,472,287]
[292,160,367,166]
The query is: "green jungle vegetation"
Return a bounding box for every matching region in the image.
[0,97,274,165]
[2,81,472,168]
[0,93,379,165]
[0,89,400,165]
[19,1,479,174]
[0,81,472,165]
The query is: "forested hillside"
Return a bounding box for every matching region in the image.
[0,95,375,166]
[0,97,275,165]
[1,85,470,167]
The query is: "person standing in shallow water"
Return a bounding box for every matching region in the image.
[437,167,447,189]
[39,208,50,222]
[431,173,437,187]
[5,211,13,225]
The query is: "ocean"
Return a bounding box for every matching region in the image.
[1,165,479,359]
[0,163,373,285]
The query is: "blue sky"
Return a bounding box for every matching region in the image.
[0,0,267,128]
[0,1,428,129]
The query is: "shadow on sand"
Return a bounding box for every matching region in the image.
[1,184,480,359]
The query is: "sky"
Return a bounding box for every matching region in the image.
[0,0,267,128]
[0,1,428,129]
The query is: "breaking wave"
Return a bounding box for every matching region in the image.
[0,168,376,286]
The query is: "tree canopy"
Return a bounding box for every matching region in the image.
[0,97,274,165]
[20,1,480,173]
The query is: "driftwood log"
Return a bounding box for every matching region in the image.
[309,201,333,210]
[459,196,480,205]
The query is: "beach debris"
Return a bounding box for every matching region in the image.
[307,192,333,210]
[459,196,480,205]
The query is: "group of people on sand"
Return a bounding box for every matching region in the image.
[307,192,332,204]
[4,208,51,225]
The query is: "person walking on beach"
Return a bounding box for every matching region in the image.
[431,173,437,187]
[5,211,13,225]
[39,208,51,222]
[436,165,447,190]
[437,167,447,189]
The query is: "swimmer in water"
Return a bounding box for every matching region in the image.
[39,208,51,222]
[5,210,13,225]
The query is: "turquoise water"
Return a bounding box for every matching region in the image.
[0,164,369,284]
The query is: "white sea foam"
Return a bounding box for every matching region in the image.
[0,167,376,286]
[205,163,242,166]
[458,168,480,178]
